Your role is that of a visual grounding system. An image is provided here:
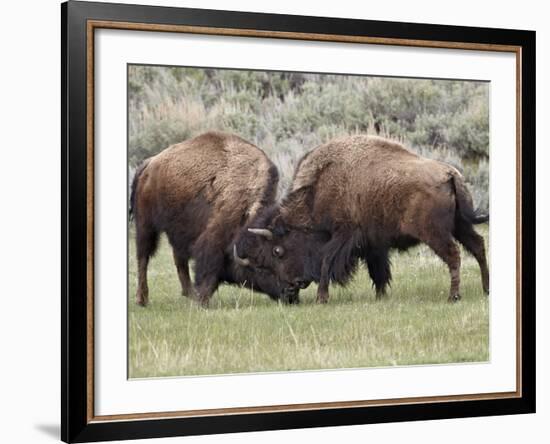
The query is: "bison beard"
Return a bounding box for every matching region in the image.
[130,131,285,307]
[236,135,490,303]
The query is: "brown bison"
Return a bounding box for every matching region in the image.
[234,135,489,303]
[130,131,291,307]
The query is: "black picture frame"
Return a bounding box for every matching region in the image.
[61,1,536,442]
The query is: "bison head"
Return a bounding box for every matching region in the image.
[233,209,329,302]
[234,255,300,304]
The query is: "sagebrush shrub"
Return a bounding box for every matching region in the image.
[128,66,489,212]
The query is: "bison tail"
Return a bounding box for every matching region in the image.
[129,159,150,221]
[450,172,489,225]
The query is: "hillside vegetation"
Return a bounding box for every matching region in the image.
[128,66,489,212]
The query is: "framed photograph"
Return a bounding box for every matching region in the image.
[62,1,535,442]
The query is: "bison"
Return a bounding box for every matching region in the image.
[130,131,291,307]
[233,135,490,303]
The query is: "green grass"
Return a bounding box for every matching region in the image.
[128,225,489,378]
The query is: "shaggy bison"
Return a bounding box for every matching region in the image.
[234,135,489,303]
[130,131,289,307]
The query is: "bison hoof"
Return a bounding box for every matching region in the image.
[181,286,194,298]
[316,294,329,304]
[136,299,149,307]
[286,296,300,305]
[195,297,209,309]
[448,293,462,303]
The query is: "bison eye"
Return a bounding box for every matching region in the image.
[273,246,285,257]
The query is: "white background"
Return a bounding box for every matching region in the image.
[0,0,547,443]
[95,29,517,415]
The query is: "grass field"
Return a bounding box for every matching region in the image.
[128,225,489,379]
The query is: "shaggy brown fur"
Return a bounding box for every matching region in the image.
[130,131,283,307]
[236,135,489,303]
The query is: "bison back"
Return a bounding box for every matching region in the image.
[285,135,461,237]
[134,131,278,246]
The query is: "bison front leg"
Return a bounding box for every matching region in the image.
[192,239,223,308]
[365,248,392,299]
[172,251,193,297]
[194,280,219,308]
[193,262,220,308]
[316,257,331,304]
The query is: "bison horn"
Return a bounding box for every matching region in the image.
[248,228,273,240]
[233,244,250,267]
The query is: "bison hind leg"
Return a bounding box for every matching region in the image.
[424,234,462,303]
[454,220,489,295]
[402,204,461,302]
[135,223,160,307]
[364,248,392,299]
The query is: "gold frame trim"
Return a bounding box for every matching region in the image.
[86,19,523,423]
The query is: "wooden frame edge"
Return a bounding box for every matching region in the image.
[515,46,523,398]
[89,19,521,52]
[90,391,520,423]
[82,15,527,428]
[86,19,95,424]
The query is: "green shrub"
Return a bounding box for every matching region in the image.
[128,66,489,213]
